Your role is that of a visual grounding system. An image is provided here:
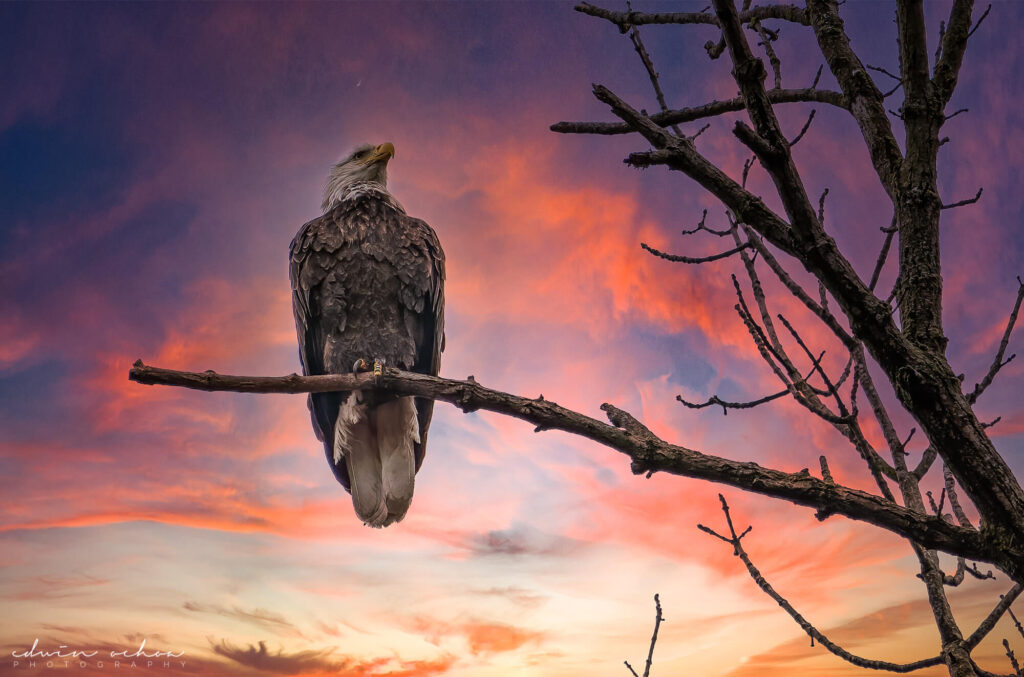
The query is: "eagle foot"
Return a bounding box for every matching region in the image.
[351,358,386,384]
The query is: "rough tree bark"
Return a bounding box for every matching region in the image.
[129,1,1022,674]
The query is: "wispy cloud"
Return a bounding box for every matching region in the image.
[184,602,302,637]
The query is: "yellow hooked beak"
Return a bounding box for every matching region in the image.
[362,141,395,166]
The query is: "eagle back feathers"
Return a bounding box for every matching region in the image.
[289,183,444,491]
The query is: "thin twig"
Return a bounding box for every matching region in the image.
[944,465,975,530]
[644,594,663,677]
[551,88,846,135]
[913,446,938,480]
[678,358,823,414]
[866,63,901,82]
[678,389,788,414]
[682,209,732,237]
[698,495,944,672]
[626,3,683,137]
[1003,639,1022,676]
[1009,604,1024,642]
[641,241,750,264]
[968,4,993,39]
[941,187,983,210]
[869,214,898,292]
[945,107,969,121]
[965,584,1024,650]
[968,278,1024,404]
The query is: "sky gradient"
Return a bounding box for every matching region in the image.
[2,1,1024,675]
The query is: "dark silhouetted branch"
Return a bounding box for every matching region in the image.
[966,585,1024,650]
[678,389,787,414]
[699,494,944,672]
[626,12,682,137]
[967,4,992,39]
[807,0,903,195]
[574,2,809,32]
[682,209,732,237]
[1003,639,1022,676]
[968,278,1024,405]
[789,109,817,146]
[551,88,846,136]
[869,215,898,292]
[943,465,974,530]
[641,241,750,264]
[1010,604,1024,643]
[678,355,823,415]
[914,446,939,481]
[942,187,984,210]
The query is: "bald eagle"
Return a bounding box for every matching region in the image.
[289,142,445,527]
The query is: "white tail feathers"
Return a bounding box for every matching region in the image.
[334,394,419,528]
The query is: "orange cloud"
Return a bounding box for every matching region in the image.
[462,621,543,655]
[442,138,752,351]
[408,616,545,657]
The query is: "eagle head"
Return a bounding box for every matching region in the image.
[322,142,396,212]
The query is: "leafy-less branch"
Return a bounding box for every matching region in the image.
[128,360,1019,579]
[624,594,663,677]
[573,2,809,31]
[550,88,845,136]
[968,278,1024,405]
[699,494,944,672]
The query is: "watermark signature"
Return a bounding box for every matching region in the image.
[8,639,186,670]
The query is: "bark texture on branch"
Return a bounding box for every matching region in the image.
[128,360,1020,580]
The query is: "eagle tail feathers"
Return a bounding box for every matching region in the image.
[334,392,365,465]
[335,394,388,527]
[377,397,419,527]
[334,394,419,528]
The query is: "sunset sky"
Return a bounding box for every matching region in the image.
[2,1,1024,675]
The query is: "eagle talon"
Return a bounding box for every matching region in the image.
[352,358,369,374]
[374,359,385,384]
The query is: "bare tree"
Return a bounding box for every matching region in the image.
[129,1,1024,674]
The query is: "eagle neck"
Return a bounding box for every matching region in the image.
[325,181,405,214]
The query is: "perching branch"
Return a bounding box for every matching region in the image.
[128,360,1017,576]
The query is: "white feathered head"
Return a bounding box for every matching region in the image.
[322,141,395,212]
